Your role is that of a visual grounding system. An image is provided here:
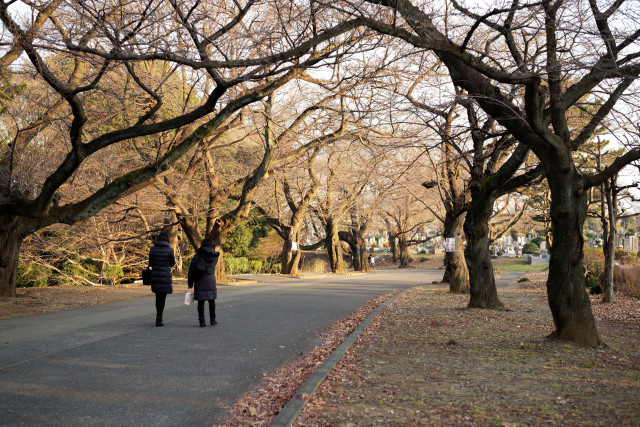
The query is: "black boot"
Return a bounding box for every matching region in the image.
[199,317,206,327]
[210,315,217,326]
[156,316,164,327]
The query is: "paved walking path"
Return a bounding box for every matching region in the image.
[0,269,521,426]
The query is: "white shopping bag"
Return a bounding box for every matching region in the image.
[184,291,194,305]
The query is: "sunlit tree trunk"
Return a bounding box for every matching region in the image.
[280,225,303,275]
[443,212,469,293]
[325,218,346,273]
[398,234,413,268]
[210,233,227,283]
[341,229,371,272]
[356,242,371,272]
[165,214,183,274]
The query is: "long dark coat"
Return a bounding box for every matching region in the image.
[148,241,176,294]
[188,247,219,301]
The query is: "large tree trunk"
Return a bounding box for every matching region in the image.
[546,173,603,347]
[0,215,29,297]
[165,216,183,274]
[464,193,504,309]
[351,244,362,270]
[342,230,371,272]
[280,249,302,275]
[341,232,360,270]
[280,240,302,276]
[398,235,413,268]
[356,242,371,272]
[443,212,469,293]
[214,245,227,282]
[325,219,346,274]
[390,236,397,262]
[209,232,227,282]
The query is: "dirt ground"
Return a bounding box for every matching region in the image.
[293,278,640,426]
[0,281,190,319]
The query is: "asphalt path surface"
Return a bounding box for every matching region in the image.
[0,270,439,426]
[0,269,521,426]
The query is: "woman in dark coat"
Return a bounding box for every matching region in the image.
[148,232,176,327]
[188,237,220,327]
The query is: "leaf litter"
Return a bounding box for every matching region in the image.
[217,277,640,426]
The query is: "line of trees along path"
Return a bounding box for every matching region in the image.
[0,1,367,295]
[2,1,639,348]
[357,0,640,346]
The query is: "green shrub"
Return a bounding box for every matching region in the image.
[530,237,543,246]
[224,216,270,257]
[522,242,539,254]
[224,256,250,275]
[584,250,605,291]
[224,256,275,274]
[224,226,254,257]
[17,264,52,288]
[248,260,263,274]
[56,258,99,282]
[615,248,636,261]
[103,265,124,284]
[264,262,282,274]
[584,247,604,254]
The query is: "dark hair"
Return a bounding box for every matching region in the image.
[201,238,215,249]
[156,231,170,243]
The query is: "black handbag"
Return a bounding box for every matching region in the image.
[142,265,152,285]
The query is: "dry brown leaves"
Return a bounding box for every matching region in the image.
[591,294,640,339]
[0,283,160,319]
[215,292,399,427]
[294,287,640,426]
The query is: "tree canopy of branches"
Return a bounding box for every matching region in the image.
[0,0,369,296]
[356,0,640,346]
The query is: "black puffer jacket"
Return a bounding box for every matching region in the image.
[188,247,219,301]
[148,241,176,294]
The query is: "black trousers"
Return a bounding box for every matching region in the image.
[155,292,167,317]
[197,300,216,319]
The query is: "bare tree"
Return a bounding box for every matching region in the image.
[359,0,640,346]
[384,192,433,268]
[0,0,368,295]
[313,146,374,273]
[588,140,639,303]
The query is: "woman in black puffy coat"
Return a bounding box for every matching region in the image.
[148,232,176,327]
[188,237,220,327]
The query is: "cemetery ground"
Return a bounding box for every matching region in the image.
[2,257,639,426]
